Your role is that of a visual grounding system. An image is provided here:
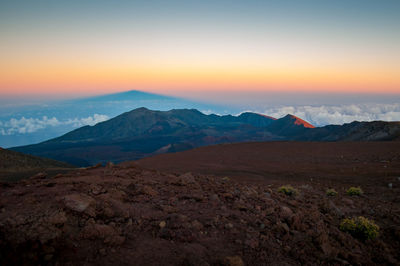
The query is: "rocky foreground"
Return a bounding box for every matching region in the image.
[0,163,399,265]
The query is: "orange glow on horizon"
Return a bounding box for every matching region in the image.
[1,1,399,98]
[1,60,399,96]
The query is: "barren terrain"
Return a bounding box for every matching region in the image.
[0,142,399,265]
[138,141,400,187]
[0,148,74,182]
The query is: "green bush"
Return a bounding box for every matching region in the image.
[346,187,363,196]
[340,216,379,240]
[278,185,298,196]
[326,188,338,196]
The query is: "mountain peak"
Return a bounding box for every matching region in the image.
[283,114,315,128]
[132,107,150,112]
[239,112,277,120]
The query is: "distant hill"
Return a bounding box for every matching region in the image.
[11,108,400,166]
[11,108,279,166]
[0,90,227,148]
[295,120,400,141]
[0,147,74,182]
[0,148,72,170]
[266,114,315,136]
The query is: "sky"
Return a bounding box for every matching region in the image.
[1,0,399,100]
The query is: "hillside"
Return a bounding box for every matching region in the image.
[137,141,400,184]
[1,142,399,265]
[0,148,74,182]
[11,108,400,167]
[295,121,400,141]
[11,108,280,166]
[0,90,225,148]
[0,148,72,170]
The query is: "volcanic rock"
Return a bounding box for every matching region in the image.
[63,193,96,216]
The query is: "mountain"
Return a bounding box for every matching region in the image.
[11,108,279,166]
[0,90,229,148]
[11,108,400,166]
[266,114,315,137]
[295,120,400,141]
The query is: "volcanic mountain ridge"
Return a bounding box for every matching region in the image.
[11,108,400,166]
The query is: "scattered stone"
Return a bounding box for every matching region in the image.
[301,184,312,190]
[280,222,290,233]
[30,172,47,180]
[342,198,354,206]
[141,185,158,196]
[235,202,248,211]
[328,200,344,217]
[1,159,398,265]
[316,232,334,256]
[81,223,123,245]
[103,207,115,218]
[106,162,115,168]
[244,238,259,249]
[388,183,393,189]
[44,254,53,261]
[127,218,133,226]
[90,184,106,195]
[280,206,293,221]
[87,163,102,169]
[53,173,63,179]
[159,228,171,239]
[99,248,107,256]
[179,172,196,184]
[224,255,244,266]
[191,220,204,230]
[222,192,234,199]
[48,210,67,225]
[210,194,220,202]
[225,223,234,229]
[63,194,96,216]
[43,246,55,254]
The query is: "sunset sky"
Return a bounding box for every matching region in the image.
[0,0,399,100]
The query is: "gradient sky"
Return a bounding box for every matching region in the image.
[1,0,399,99]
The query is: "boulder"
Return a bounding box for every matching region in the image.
[63,194,96,217]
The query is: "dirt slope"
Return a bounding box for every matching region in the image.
[137,141,400,186]
[0,148,74,182]
[1,160,399,265]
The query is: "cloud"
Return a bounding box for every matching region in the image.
[0,114,109,135]
[261,103,400,126]
[64,114,110,127]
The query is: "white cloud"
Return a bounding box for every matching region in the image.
[64,114,110,127]
[262,103,400,126]
[0,114,109,135]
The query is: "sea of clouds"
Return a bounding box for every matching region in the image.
[262,103,400,126]
[1,103,399,136]
[0,114,109,135]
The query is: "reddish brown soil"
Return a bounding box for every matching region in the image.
[138,141,400,187]
[0,142,399,265]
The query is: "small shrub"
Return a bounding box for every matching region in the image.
[340,216,379,240]
[346,187,363,196]
[222,176,230,181]
[278,185,298,196]
[326,188,338,196]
